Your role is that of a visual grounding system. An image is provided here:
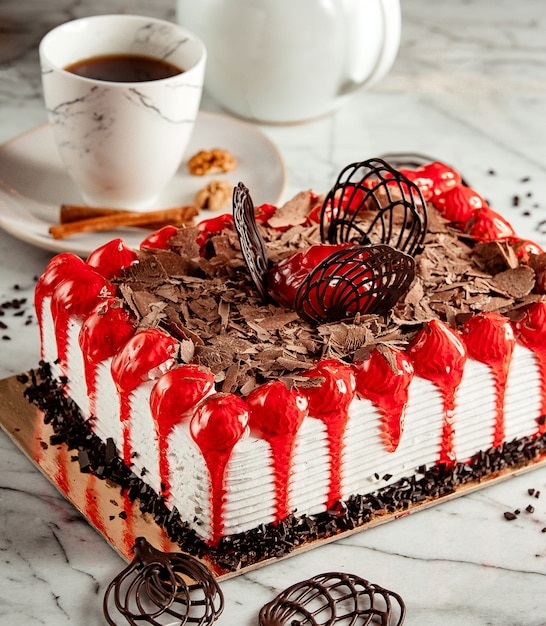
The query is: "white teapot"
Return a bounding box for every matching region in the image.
[177,0,401,123]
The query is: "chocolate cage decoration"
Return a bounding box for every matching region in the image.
[259,572,406,626]
[294,244,415,325]
[103,537,224,625]
[320,158,428,257]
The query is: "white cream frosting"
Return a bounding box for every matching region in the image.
[42,309,544,543]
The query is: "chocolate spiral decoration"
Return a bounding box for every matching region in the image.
[294,244,415,324]
[320,158,428,257]
[232,181,270,302]
[259,572,406,626]
[103,537,224,625]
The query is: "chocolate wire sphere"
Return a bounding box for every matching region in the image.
[294,244,415,324]
[259,572,406,626]
[320,158,428,257]
[103,537,224,625]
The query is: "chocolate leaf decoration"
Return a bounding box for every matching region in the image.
[232,181,270,301]
[103,536,224,625]
[259,572,406,626]
[294,244,415,324]
[320,158,428,256]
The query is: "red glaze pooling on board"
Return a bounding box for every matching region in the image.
[247,380,308,521]
[407,320,467,465]
[86,238,138,279]
[302,360,356,509]
[34,253,86,357]
[79,298,137,416]
[190,393,249,544]
[111,329,179,466]
[513,302,546,434]
[462,313,515,447]
[50,269,116,376]
[355,347,414,452]
[150,365,215,500]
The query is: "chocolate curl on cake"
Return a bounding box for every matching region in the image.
[232,181,270,301]
[103,536,224,625]
[320,158,428,256]
[294,244,415,324]
[259,572,406,626]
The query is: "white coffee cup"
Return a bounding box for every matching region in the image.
[39,15,206,210]
[177,0,400,124]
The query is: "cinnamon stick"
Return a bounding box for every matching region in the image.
[50,204,198,239]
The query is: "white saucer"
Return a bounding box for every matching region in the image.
[0,111,286,257]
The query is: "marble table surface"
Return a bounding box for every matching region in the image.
[1,0,545,624]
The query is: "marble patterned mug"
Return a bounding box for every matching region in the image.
[177,0,401,123]
[39,15,206,210]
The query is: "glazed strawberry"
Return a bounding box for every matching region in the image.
[255,202,277,223]
[465,206,516,241]
[432,184,488,226]
[266,243,354,309]
[196,213,234,248]
[308,186,364,224]
[150,364,215,499]
[140,225,178,250]
[354,346,414,452]
[86,238,139,278]
[506,237,544,264]
[151,365,215,440]
[190,392,250,543]
[420,161,462,197]
[247,380,308,521]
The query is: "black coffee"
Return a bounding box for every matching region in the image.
[64,53,183,82]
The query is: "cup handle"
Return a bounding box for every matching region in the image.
[338,0,401,97]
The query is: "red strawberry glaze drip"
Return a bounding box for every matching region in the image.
[190,393,250,544]
[513,302,546,434]
[140,225,179,250]
[432,185,488,227]
[78,298,137,416]
[110,329,179,466]
[267,243,353,309]
[246,380,308,522]
[354,347,414,452]
[302,359,356,509]
[34,253,86,357]
[86,238,139,279]
[149,365,215,499]
[462,313,515,447]
[465,206,516,242]
[50,269,116,376]
[407,320,467,465]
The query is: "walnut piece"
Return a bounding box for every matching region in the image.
[194,180,233,211]
[188,148,237,176]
